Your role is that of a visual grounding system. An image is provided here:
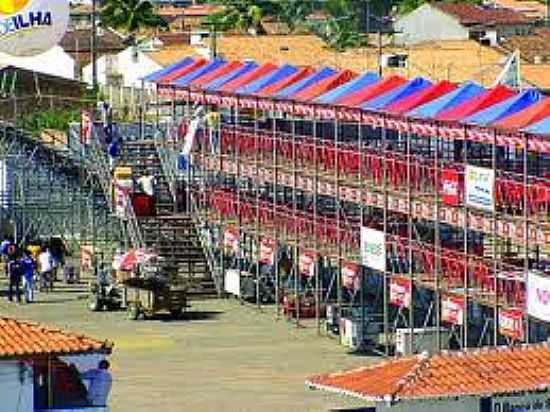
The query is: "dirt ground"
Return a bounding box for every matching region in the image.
[0,283,377,412]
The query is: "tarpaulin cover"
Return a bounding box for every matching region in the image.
[142,57,194,82]
[494,98,550,130]
[336,75,406,107]
[522,117,550,136]
[408,81,484,119]
[463,89,541,126]
[173,58,226,86]
[314,72,379,104]
[257,67,314,97]
[293,70,357,102]
[385,81,457,115]
[158,58,207,84]
[236,64,297,95]
[204,62,258,91]
[275,67,336,98]
[217,63,278,93]
[361,77,432,111]
[189,61,243,89]
[436,85,515,122]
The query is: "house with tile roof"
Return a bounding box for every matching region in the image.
[394,2,534,45]
[307,343,550,411]
[0,316,113,411]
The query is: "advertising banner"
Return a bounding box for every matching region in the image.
[113,180,132,219]
[440,168,461,206]
[341,262,359,290]
[441,295,465,325]
[223,227,239,253]
[299,250,317,278]
[465,165,495,211]
[389,277,411,308]
[80,109,92,145]
[499,308,524,341]
[527,271,550,322]
[259,238,276,266]
[360,227,386,272]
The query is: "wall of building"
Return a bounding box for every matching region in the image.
[0,361,34,412]
[376,396,480,412]
[0,47,76,80]
[394,4,469,45]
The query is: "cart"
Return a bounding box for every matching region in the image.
[124,278,187,320]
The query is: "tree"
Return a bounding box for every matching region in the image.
[274,0,313,33]
[203,0,269,34]
[310,0,361,51]
[101,0,165,35]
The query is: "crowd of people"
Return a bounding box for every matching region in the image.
[2,237,68,304]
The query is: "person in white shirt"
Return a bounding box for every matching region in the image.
[138,173,156,197]
[38,246,54,292]
[81,359,113,407]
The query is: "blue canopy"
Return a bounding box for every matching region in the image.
[314,72,379,104]
[204,62,258,91]
[361,77,432,111]
[236,64,297,95]
[172,58,226,87]
[275,67,336,99]
[408,81,484,119]
[142,57,194,82]
[463,89,541,126]
[522,117,550,136]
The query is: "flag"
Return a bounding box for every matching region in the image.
[492,50,521,90]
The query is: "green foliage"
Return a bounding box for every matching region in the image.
[309,0,361,51]
[203,0,268,32]
[274,0,313,32]
[101,0,166,34]
[20,108,80,134]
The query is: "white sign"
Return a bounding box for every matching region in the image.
[360,227,386,272]
[527,271,550,322]
[224,269,241,296]
[492,392,550,412]
[0,0,70,57]
[465,165,495,211]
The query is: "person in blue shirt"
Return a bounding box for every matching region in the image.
[20,249,36,303]
[81,360,113,407]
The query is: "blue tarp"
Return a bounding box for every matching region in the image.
[464,89,541,126]
[172,58,226,86]
[314,72,379,104]
[522,117,550,136]
[275,67,336,99]
[361,77,432,111]
[203,62,259,91]
[142,57,195,82]
[236,64,297,95]
[408,81,484,118]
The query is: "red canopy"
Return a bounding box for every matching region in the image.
[494,98,550,130]
[293,69,357,102]
[436,84,515,122]
[158,58,207,84]
[217,63,278,93]
[385,81,457,114]
[336,75,407,107]
[257,67,315,97]
[190,61,243,89]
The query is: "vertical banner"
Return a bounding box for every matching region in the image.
[389,277,412,308]
[80,109,92,145]
[361,227,386,272]
[527,271,550,322]
[440,168,461,206]
[259,238,276,266]
[299,250,317,278]
[465,165,495,211]
[341,262,359,290]
[113,181,132,219]
[223,227,239,253]
[441,295,465,326]
[499,308,524,341]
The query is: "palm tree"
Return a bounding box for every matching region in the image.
[203,0,268,34]
[101,0,165,35]
[275,0,312,33]
[310,0,361,51]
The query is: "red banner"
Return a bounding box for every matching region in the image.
[299,251,317,278]
[499,308,524,341]
[440,168,461,206]
[341,262,359,290]
[259,238,276,265]
[223,227,239,253]
[390,277,412,308]
[80,109,92,145]
[441,295,465,325]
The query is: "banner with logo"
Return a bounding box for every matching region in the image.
[465,165,495,212]
[499,308,524,341]
[360,227,386,272]
[80,109,92,145]
[341,262,359,290]
[259,238,276,266]
[299,250,316,278]
[440,168,460,206]
[389,277,411,308]
[113,180,132,219]
[441,295,465,325]
[0,0,70,56]
[527,271,550,322]
[223,227,239,253]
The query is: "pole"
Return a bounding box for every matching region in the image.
[378,30,383,77]
[91,0,98,93]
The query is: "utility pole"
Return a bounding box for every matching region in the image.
[378,29,383,77]
[91,0,98,93]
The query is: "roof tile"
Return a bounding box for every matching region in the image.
[434,2,532,25]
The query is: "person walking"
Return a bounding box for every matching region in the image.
[38,245,54,292]
[21,249,36,303]
[7,249,22,303]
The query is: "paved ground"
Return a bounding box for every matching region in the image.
[0,282,377,412]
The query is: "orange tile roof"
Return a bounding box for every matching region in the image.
[0,317,113,359]
[307,344,550,402]
[494,0,547,19]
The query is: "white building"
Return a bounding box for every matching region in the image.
[0,46,76,80]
